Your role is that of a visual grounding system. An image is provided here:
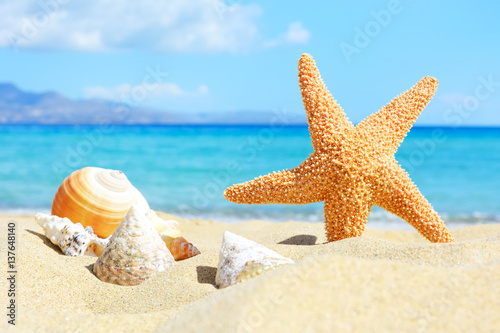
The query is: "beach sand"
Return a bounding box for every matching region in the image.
[0,213,499,332]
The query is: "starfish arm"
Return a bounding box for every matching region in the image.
[373,162,454,243]
[355,76,438,156]
[299,54,354,151]
[323,194,371,242]
[224,155,326,205]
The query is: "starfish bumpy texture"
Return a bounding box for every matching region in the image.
[224,54,454,243]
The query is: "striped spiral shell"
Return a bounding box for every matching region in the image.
[52,167,149,238]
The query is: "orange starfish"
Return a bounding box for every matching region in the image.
[224,54,454,243]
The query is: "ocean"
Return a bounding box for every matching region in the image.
[1,124,499,229]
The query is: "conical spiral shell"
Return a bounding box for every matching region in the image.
[52,167,150,238]
[93,204,175,286]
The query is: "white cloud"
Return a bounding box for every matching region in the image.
[283,22,311,44]
[438,93,469,107]
[0,1,310,53]
[437,92,497,113]
[263,22,311,48]
[83,82,209,102]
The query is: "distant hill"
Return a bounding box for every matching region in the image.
[0,83,305,125]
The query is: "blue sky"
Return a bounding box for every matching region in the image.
[0,0,499,125]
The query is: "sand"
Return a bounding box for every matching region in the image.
[0,213,499,332]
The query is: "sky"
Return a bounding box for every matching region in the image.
[0,0,499,125]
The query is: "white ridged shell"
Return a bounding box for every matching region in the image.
[35,213,108,257]
[215,231,294,289]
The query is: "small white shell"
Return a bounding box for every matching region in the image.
[145,210,200,261]
[35,213,108,257]
[145,210,179,233]
[93,204,175,286]
[215,231,294,289]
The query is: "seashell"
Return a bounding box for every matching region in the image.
[51,167,150,238]
[35,213,108,257]
[93,204,175,286]
[134,189,151,212]
[145,210,179,233]
[160,229,201,261]
[145,210,200,261]
[215,231,294,289]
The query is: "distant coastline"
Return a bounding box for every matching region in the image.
[0,82,306,126]
[2,123,500,129]
[2,83,500,127]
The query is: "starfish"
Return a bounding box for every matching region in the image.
[224,54,454,243]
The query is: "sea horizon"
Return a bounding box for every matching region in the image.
[2,123,500,128]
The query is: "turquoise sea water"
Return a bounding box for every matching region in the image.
[1,125,499,228]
